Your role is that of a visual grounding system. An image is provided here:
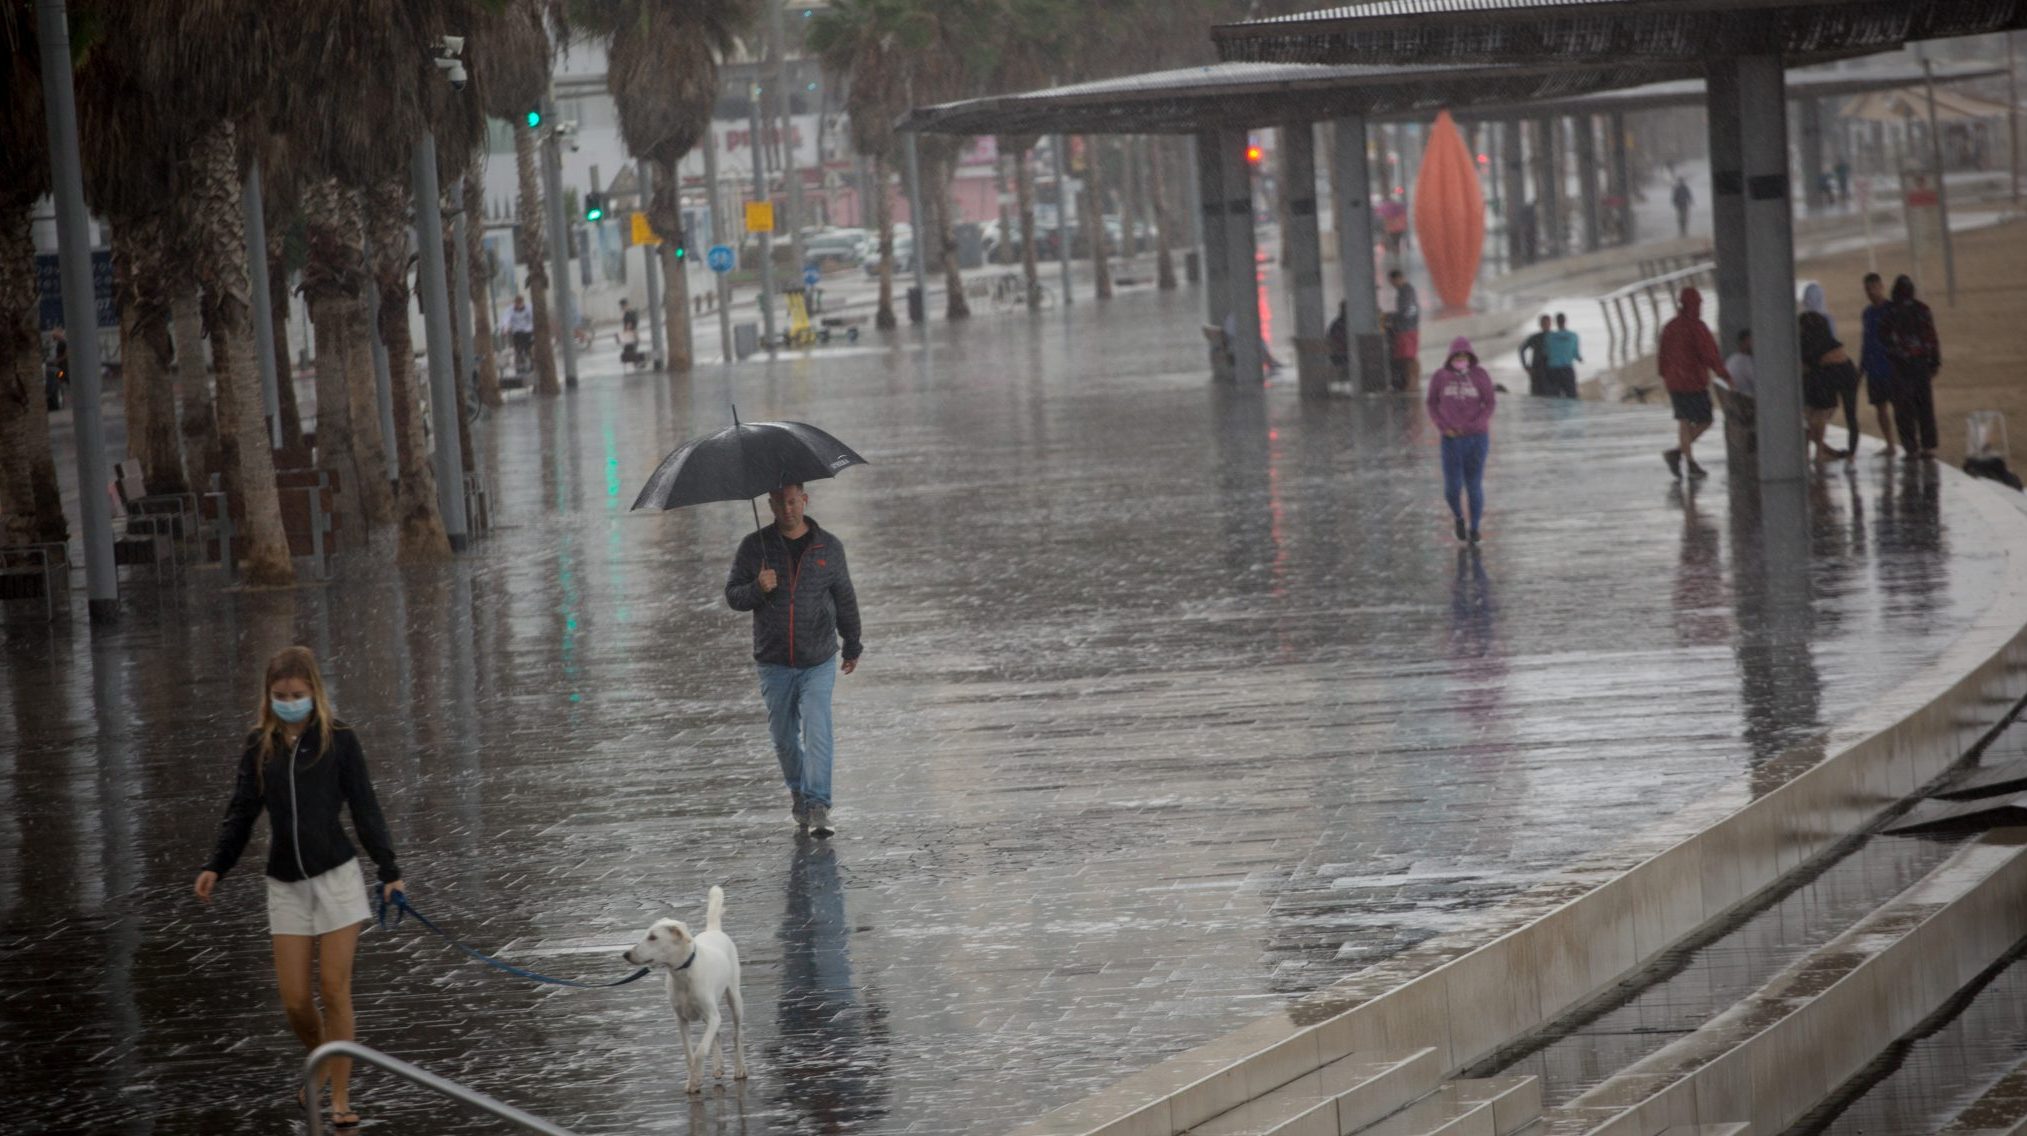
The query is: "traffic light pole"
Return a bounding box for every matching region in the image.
[410,130,469,550]
[749,86,777,350]
[449,180,484,472]
[638,161,666,368]
[35,0,117,621]
[541,94,580,387]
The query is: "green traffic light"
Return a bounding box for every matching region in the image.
[673,246,687,259]
[526,109,542,128]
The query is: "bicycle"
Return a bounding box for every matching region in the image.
[990,272,1055,310]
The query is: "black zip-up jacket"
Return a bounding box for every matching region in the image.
[725,518,863,668]
[205,721,402,885]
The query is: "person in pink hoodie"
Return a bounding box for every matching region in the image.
[1426,336,1498,543]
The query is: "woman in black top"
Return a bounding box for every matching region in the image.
[194,646,404,1132]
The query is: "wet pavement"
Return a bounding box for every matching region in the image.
[3,287,2016,1135]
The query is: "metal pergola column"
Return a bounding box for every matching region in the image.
[1334,114,1385,394]
[1196,130,1232,382]
[1284,123,1330,398]
[1706,60,1750,356]
[1740,55,1804,485]
[1217,128,1264,386]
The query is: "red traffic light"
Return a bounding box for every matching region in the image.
[1245,145,1264,165]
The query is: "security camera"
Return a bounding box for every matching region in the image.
[440,35,465,56]
[435,56,467,91]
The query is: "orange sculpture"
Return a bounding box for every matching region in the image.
[1413,110,1486,313]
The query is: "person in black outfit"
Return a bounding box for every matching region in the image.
[1517,315,1552,397]
[1799,307,1858,464]
[195,646,404,1133]
[1882,274,1941,460]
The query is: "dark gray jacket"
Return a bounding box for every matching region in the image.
[725,519,863,668]
[206,722,402,884]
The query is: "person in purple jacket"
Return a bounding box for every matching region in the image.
[1426,336,1498,543]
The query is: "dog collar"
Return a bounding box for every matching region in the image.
[674,948,697,971]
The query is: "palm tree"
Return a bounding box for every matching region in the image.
[0,2,67,545]
[808,0,912,330]
[471,0,559,396]
[571,0,754,374]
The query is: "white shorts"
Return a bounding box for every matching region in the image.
[267,858,373,937]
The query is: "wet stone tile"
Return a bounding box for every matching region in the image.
[0,288,2012,1134]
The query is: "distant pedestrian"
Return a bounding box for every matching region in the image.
[1858,272,1899,457]
[1724,328,1756,399]
[1427,336,1497,544]
[1517,315,1552,397]
[1545,312,1582,398]
[724,484,863,838]
[1800,283,1859,459]
[1327,301,1349,373]
[1657,286,1729,480]
[1388,269,1421,391]
[194,646,405,1134]
[1835,160,1851,205]
[1517,201,1539,264]
[1882,274,1941,460]
[501,293,535,372]
[1799,311,1856,466]
[1671,178,1693,237]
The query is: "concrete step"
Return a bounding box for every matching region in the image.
[1189,1048,1443,1136]
[1352,1076,1540,1136]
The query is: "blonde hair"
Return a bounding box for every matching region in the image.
[255,646,337,775]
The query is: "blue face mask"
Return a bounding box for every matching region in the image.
[271,696,314,724]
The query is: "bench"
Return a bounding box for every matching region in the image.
[201,467,345,581]
[0,539,70,621]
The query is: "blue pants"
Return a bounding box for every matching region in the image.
[758,659,837,808]
[1441,433,1489,532]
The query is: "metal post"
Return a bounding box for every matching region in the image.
[1533,116,1562,258]
[903,130,929,322]
[34,0,116,621]
[540,94,579,387]
[750,86,779,343]
[638,161,666,367]
[2009,31,2021,206]
[1334,115,1384,394]
[1738,55,1803,485]
[1921,57,1958,307]
[1283,122,1328,399]
[769,0,807,276]
[1800,97,1828,214]
[1196,130,1230,381]
[1501,119,1527,266]
[703,125,733,362]
[449,185,483,472]
[410,132,469,549]
[242,154,283,450]
[362,237,399,483]
[1707,59,1751,354]
[1053,135,1075,304]
[1575,114,1602,253]
[1609,111,1634,245]
[1220,128,1263,386]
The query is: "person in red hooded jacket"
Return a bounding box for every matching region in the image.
[1656,286,1730,480]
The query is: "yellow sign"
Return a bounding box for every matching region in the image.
[630,212,659,245]
[744,201,776,234]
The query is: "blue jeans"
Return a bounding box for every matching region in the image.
[758,659,837,808]
[1441,433,1489,532]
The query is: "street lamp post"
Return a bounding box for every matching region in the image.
[541,93,580,387]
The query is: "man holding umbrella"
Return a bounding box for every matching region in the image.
[725,484,863,837]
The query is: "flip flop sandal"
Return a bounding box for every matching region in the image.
[331,1111,361,1131]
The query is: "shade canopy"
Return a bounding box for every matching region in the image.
[1213,0,2027,68]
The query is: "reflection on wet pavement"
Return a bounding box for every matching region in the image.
[0,287,2010,1134]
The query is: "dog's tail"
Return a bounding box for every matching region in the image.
[705,885,725,933]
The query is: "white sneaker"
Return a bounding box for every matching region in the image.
[807,806,834,837]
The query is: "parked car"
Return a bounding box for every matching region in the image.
[860,224,915,276]
[803,227,871,269]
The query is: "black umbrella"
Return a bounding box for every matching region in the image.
[631,410,867,527]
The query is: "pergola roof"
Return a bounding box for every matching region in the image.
[899,59,1696,135]
[1212,0,2027,67]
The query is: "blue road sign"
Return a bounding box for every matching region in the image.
[803,266,821,288]
[706,245,735,273]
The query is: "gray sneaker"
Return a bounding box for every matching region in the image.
[807,805,835,838]
[791,792,809,832]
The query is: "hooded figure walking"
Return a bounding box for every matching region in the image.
[1882,275,1942,460]
[1427,336,1497,543]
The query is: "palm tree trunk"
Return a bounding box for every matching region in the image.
[1015,140,1041,306]
[172,285,217,486]
[119,214,187,494]
[650,158,693,373]
[873,154,896,330]
[365,178,452,562]
[464,176,502,407]
[268,231,305,452]
[1087,136,1112,300]
[301,178,388,534]
[513,121,560,396]
[1151,138,1177,292]
[0,206,67,543]
[188,120,293,586]
[930,154,969,320]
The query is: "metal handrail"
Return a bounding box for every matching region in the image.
[302,1040,579,1136]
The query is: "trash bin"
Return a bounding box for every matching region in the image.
[1968,410,2009,462]
[733,322,759,360]
[906,286,925,325]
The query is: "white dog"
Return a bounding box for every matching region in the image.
[624,885,749,1094]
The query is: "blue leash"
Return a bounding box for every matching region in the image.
[376,892,651,989]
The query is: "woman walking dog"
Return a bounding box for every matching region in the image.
[194,647,405,1131]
